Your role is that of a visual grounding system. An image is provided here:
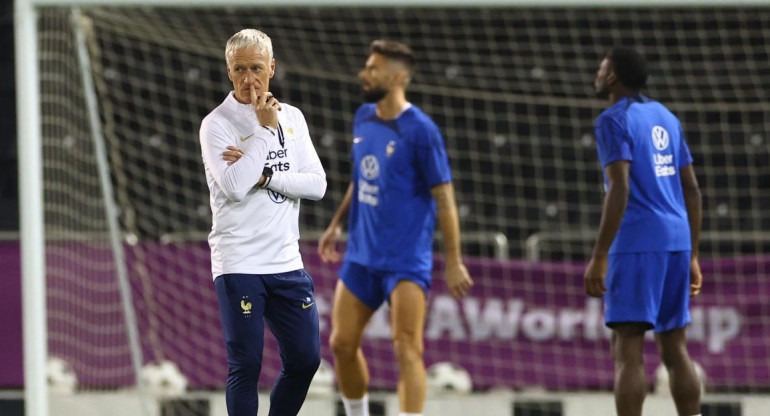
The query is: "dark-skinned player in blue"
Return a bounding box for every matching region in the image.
[585,47,704,416]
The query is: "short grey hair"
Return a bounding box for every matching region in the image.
[225,29,273,65]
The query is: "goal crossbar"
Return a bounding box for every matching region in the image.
[22,0,770,8]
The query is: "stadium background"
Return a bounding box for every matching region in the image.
[1,2,769,416]
[34,7,770,259]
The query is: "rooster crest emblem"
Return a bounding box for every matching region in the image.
[241,298,252,316]
[386,140,396,157]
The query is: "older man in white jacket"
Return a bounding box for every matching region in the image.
[199,28,326,416]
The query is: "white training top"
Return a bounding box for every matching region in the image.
[200,92,326,278]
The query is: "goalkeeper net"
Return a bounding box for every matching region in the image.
[33,2,770,404]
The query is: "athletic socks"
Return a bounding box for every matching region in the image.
[341,394,369,416]
[341,394,424,416]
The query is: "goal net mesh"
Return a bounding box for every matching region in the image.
[37,4,769,399]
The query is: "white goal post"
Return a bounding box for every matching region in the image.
[16,1,770,416]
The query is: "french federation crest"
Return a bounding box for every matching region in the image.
[386,140,396,157]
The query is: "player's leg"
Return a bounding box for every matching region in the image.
[388,277,428,414]
[655,329,701,416]
[654,251,700,416]
[214,274,267,416]
[263,269,321,416]
[330,262,379,416]
[611,323,649,416]
[604,253,664,416]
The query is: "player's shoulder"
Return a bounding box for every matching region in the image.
[400,105,440,134]
[278,101,306,122]
[200,100,232,133]
[630,97,682,131]
[399,105,443,148]
[597,101,627,126]
[402,104,436,124]
[646,100,678,120]
[202,92,240,127]
[354,103,377,122]
[628,95,676,117]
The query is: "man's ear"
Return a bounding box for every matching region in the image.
[392,67,409,87]
[226,65,234,82]
[269,59,276,79]
[607,72,618,86]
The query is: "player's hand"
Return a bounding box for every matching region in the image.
[250,85,280,129]
[318,225,342,263]
[222,146,244,165]
[690,257,702,296]
[584,255,607,298]
[445,262,473,299]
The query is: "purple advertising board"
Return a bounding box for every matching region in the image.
[1,241,768,390]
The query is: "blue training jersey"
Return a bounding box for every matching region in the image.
[345,103,453,271]
[595,95,693,254]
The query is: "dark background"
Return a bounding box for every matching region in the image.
[2,5,769,259]
[0,0,16,232]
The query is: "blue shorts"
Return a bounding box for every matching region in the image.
[338,261,431,310]
[605,251,691,333]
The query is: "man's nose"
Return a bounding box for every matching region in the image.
[244,71,256,84]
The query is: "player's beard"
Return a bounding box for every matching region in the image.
[362,86,388,103]
[595,85,609,99]
[594,77,610,99]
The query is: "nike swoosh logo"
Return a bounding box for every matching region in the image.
[302,302,314,309]
[240,134,255,142]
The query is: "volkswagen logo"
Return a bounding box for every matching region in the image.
[360,155,380,180]
[651,126,670,151]
[268,189,287,204]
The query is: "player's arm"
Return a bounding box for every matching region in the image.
[680,163,703,296]
[318,182,353,263]
[200,118,272,202]
[585,160,630,297]
[264,110,327,201]
[431,182,473,299]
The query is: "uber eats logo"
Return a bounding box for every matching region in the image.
[265,148,289,204]
[266,148,290,171]
[358,155,380,207]
[651,125,676,178]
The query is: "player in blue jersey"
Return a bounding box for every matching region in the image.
[318,40,473,416]
[585,47,704,416]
